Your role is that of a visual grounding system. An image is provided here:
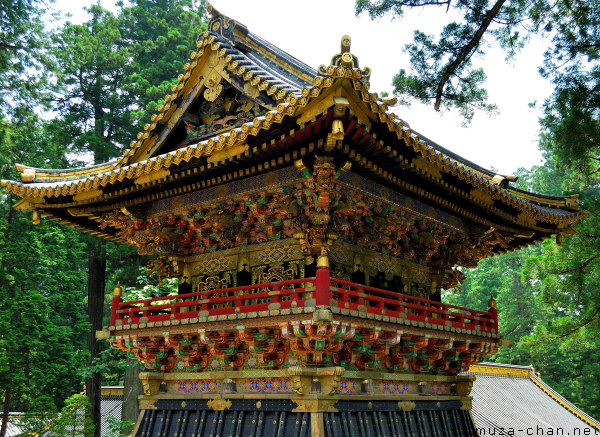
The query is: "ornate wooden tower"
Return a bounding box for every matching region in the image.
[2,5,586,436]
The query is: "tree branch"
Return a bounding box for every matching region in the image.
[555,304,600,339]
[434,0,506,110]
[0,41,22,51]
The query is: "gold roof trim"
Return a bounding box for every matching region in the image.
[86,20,579,222]
[1,106,294,201]
[2,62,587,229]
[113,29,301,168]
[528,371,600,429]
[467,363,531,378]
[2,64,385,201]
[13,162,116,182]
[1,28,586,228]
[509,189,580,211]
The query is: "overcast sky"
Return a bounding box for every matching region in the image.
[53,0,553,175]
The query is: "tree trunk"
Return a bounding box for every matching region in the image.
[85,242,106,437]
[121,358,142,433]
[511,258,527,319]
[0,387,10,437]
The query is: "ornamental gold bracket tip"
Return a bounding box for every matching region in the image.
[206,3,220,17]
[331,119,344,136]
[492,173,518,188]
[337,160,352,176]
[556,233,563,246]
[382,96,398,106]
[31,209,41,225]
[294,158,311,177]
[488,293,497,309]
[20,167,36,182]
[333,96,349,117]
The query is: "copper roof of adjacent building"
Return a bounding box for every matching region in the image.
[466,362,600,435]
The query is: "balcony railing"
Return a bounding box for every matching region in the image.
[110,269,498,334]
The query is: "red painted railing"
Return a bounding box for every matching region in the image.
[329,278,498,333]
[110,269,498,333]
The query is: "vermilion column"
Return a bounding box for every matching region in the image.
[110,281,123,326]
[315,255,332,306]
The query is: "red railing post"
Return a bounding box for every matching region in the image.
[234,291,242,311]
[110,281,123,326]
[315,256,332,306]
[271,284,281,304]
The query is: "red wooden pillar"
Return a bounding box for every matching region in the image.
[315,255,332,306]
[110,281,123,326]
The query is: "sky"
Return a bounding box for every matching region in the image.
[52,0,553,175]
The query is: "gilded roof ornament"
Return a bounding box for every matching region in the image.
[319,35,371,81]
[205,3,248,48]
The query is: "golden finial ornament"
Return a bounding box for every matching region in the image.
[341,35,351,53]
[488,293,497,309]
[316,254,329,269]
[113,281,123,297]
[320,34,371,80]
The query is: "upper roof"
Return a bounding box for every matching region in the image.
[1,4,587,254]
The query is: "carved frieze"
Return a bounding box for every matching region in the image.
[111,322,498,375]
[96,161,519,284]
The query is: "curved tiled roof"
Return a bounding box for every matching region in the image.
[466,363,600,434]
[0,5,587,240]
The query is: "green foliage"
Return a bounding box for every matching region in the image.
[357,0,600,415]
[50,0,208,163]
[356,0,600,125]
[0,112,89,412]
[117,0,208,125]
[2,1,209,420]
[51,5,137,163]
[0,198,89,410]
[445,161,600,415]
[78,348,128,387]
[105,416,136,437]
[391,28,496,122]
[519,326,600,416]
[15,394,93,436]
[539,66,600,181]
[122,267,179,301]
[445,245,543,365]
[0,0,54,113]
[19,396,58,435]
[524,196,600,340]
[47,394,95,436]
